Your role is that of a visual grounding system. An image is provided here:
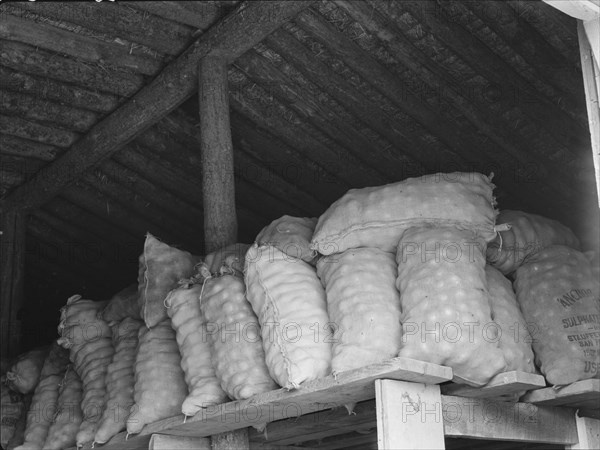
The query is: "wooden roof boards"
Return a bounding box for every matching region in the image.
[0,0,597,330]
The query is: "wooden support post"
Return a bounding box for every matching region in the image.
[578,20,600,206]
[199,56,245,448]
[1,209,25,357]
[149,434,210,450]
[199,56,237,254]
[567,414,600,449]
[375,380,445,450]
[1,1,314,213]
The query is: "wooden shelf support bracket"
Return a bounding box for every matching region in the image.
[376,379,445,450]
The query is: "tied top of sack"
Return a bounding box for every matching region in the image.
[311,172,497,255]
[137,233,201,329]
[487,210,580,275]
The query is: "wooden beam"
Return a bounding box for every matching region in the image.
[1,154,46,183]
[146,116,310,221]
[82,167,200,244]
[149,434,210,450]
[291,6,582,211]
[1,1,315,213]
[266,21,554,215]
[311,431,377,449]
[233,49,422,181]
[44,196,141,252]
[376,380,444,450]
[0,114,79,148]
[116,140,265,239]
[287,10,493,160]
[0,40,144,97]
[434,0,585,124]
[65,179,201,254]
[163,111,327,216]
[249,400,377,446]
[394,1,588,154]
[60,180,160,244]
[521,379,600,411]
[578,20,600,206]
[524,1,582,52]
[212,429,250,450]
[82,433,153,450]
[25,220,125,289]
[584,18,600,70]
[250,444,307,450]
[463,1,586,107]
[442,395,578,444]
[228,88,380,189]
[333,0,586,200]
[127,1,228,30]
[1,210,25,357]
[1,172,23,196]
[229,111,348,205]
[240,144,325,216]
[264,30,451,172]
[123,138,209,196]
[543,0,600,21]
[97,157,213,237]
[0,90,98,133]
[567,415,600,449]
[30,209,138,272]
[0,135,61,161]
[0,13,162,75]
[131,126,295,228]
[441,371,546,399]
[0,66,120,114]
[3,2,192,56]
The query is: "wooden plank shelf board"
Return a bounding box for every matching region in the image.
[442,395,578,445]
[249,400,379,446]
[308,430,378,449]
[249,395,580,447]
[522,379,600,416]
[441,371,547,399]
[148,434,210,450]
[64,369,592,449]
[249,444,308,450]
[97,357,451,449]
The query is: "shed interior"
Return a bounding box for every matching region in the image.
[1,0,598,355]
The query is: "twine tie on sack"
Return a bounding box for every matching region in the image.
[493,223,511,254]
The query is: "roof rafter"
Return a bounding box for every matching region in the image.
[1,1,315,212]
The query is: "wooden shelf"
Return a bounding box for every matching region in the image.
[522,379,600,418]
[97,357,451,449]
[90,362,600,449]
[245,388,579,448]
[441,371,546,400]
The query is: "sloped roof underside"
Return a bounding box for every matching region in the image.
[0,1,598,346]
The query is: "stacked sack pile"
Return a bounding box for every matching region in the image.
[312,172,529,386]
[2,171,598,448]
[488,211,599,385]
[244,216,332,391]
